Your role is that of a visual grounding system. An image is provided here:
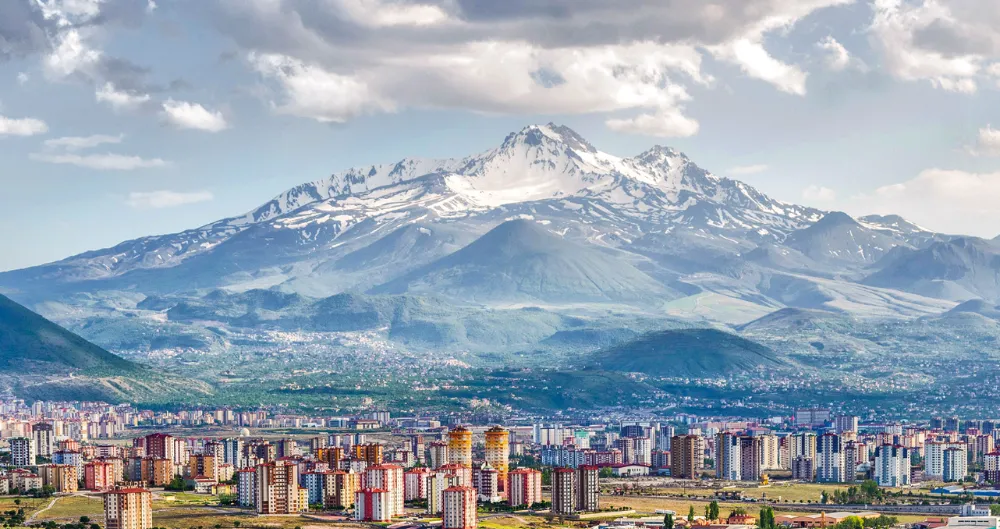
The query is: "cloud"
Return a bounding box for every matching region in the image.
[4,0,162,111]
[16,72,29,85]
[817,36,851,71]
[217,0,854,131]
[605,109,700,138]
[30,152,168,170]
[852,168,1000,236]
[727,164,769,176]
[161,99,228,132]
[250,53,393,123]
[125,190,214,209]
[0,115,48,136]
[32,130,166,170]
[966,125,1000,157]
[869,0,1000,92]
[44,134,124,151]
[708,38,808,95]
[95,82,151,110]
[802,185,837,202]
[605,111,700,138]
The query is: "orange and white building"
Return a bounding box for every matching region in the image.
[103,487,152,529]
[507,468,542,508]
[41,464,78,493]
[443,486,477,529]
[256,460,305,514]
[365,464,404,517]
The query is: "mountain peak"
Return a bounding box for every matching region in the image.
[634,144,689,167]
[502,123,597,153]
[813,211,859,229]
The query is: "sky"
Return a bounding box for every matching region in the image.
[2,0,1000,271]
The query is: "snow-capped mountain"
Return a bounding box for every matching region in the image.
[0,123,975,317]
[4,124,821,285]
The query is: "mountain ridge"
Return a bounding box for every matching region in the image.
[1,123,823,289]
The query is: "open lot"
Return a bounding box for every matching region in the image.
[18,480,944,529]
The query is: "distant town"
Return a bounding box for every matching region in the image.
[2,400,1000,529]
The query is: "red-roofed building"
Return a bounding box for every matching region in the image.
[103,487,152,529]
[443,486,476,529]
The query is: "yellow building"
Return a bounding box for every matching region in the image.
[42,464,79,493]
[353,443,384,466]
[484,427,509,492]
[141,458,173,487]
[448,427,473,469]
[188,454,218,482]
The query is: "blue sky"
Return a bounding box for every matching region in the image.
[2,0,1000,271]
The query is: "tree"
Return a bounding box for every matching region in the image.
[862,515,898,529]
[165,475,187,492]
[665,513,674,529]
[80,517,91,524]
[758,506,776,529]
[833,516,864,529]
[821,491,829,504]
[689,505,696,523]
[708,501,720,521]
[233,522,241,528]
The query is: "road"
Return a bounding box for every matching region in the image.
[27,496,61,524]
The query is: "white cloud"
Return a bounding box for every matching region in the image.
[17,72,29,85]
[30,152,168,170]
[802,185,837,202]
[870,0,997,92]
[161,99,229,132]
[606,109,700,138]
[250,53,394,123]
[966,125,1000,157]
[704,0,853,95]
[44,134,124,151]
[334,0,450,27]
[44,29,101,79]
[709,38,808,95]
[817,36,851,71]
[126,190,214,209]
[223,0,853,131]
[250,41,707,132]
[852,168,1000,236]
[728,164,770,176]
[96,83,151,110]
[0,115,49,136]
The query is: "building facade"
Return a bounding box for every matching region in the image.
[507,468,542,508]
[442,486,477,529]
[550,468,576,516]
[103,488,153,529]
[816,433,845,483]
[873,444,911,487]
